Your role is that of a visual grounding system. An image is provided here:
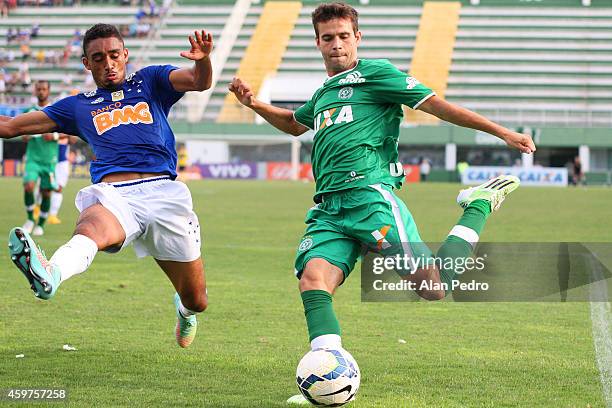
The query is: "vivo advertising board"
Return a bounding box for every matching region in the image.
[197,162,257,179]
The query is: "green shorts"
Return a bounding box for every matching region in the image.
[23,160,58,191]
[294,184,433,281]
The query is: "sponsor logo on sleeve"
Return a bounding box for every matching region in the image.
[406,77,421,90]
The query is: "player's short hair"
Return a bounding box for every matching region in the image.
[311,2,359,38]
[82,23,124,57]
[35,80,50,89]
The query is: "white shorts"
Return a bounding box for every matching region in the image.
[55,160,70,188]
[74,176,201,262]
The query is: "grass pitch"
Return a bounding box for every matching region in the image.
[0,178,611,407]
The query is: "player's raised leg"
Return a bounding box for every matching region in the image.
[8,203,125,300]
[435,175,520,292]
[157,258,207,348]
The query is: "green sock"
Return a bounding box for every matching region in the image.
[24,191,35,221]
[436,199,491,288]
[38,195,51,227]
[301,290,341,342]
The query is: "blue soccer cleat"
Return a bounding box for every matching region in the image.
[8,227,60,300]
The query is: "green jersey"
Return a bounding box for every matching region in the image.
[24,104,57,165]
[294,59,434,200]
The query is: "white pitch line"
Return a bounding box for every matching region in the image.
[589,255,612,408]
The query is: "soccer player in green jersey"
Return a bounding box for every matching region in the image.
[230,0,536,375]
[21,80,60,236]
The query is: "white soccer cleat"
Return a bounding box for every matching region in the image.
[32,225,44,236]
[457,175,520,212]
[22,220,35,234]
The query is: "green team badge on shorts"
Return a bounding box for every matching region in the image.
[299,236,314,252]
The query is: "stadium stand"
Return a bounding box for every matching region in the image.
[0,4,161,106]
[405,1,461,125]
[217,1,301,123]
[446,6,612,127]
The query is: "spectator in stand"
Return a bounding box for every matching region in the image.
[135,8,146,21]
[19,41,31,60]
[18,56,31,91]
[35,48,45,66]
[62,41,71,66]
[0,68,6,103]
[6,27,15,44]
[30,23,39,38]
[136,21,150,38]
[148,0,158,17]
[0,0,8,18]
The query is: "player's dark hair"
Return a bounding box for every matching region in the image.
[35,79,50,89]
[311,2,359,38]
[82,23,124,57]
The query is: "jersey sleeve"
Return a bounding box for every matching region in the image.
[42,96,80,136]
[294,98,315,130]
[140,65,185,110]
[369,60,435,109]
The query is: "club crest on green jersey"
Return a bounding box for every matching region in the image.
[338,87,353,100]
[299,237,313,251]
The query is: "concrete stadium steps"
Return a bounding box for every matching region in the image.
[406,1,461,125]
[153,5,235,120]
[447,6,612,126]
[196,5,262,122]
[0,6,148,101]
[217,1,301,123]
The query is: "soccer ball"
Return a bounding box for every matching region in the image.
[295,347,360,406]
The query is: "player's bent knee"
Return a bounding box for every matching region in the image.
[299,273,327,293]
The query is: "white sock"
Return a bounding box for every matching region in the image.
[50,234,98,283]
[50,191,63,216]
[178,300,197,318]
[310,334,342,351]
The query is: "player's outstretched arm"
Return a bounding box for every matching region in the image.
[228,77,309,137]
[0,111,58,139]
[170,30,213,92]
[418,95,536,154]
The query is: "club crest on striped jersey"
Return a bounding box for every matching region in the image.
[111,90,124,101]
